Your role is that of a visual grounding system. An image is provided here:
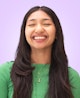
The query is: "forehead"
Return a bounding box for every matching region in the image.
[27,10,52,21]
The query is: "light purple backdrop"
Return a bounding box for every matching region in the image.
[0,0,80,74]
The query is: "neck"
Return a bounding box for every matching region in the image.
[31,48,51,64]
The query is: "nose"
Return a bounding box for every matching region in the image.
[35,24,44,34]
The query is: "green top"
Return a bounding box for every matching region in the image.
[0,61,80,98]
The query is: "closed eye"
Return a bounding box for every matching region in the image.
[27,24,36,27]
[43,24,51,26]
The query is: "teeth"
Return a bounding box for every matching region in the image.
[34,36,46,40]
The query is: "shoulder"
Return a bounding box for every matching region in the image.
[68,67,80,84]
[0,61,14,97]
[0,61,14,81]
[68,67,80,97]
[68,67,80,98]
[68,67,80,82]
[0,61,14,72]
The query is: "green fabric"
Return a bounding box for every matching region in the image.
[0,61,80,98]
[31,63,50,98]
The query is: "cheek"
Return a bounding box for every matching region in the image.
[25,33,31,44]
[25,27,34,36]
[25,33,31,46]
[25,31,30,43]
[50,30,56,43]
[25,28,31,38]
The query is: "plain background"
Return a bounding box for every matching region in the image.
[0,0,80,74]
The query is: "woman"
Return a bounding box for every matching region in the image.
[0,6,80,98]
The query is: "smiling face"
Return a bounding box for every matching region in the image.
[25,10,56,50]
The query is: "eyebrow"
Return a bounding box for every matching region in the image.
[28,18,52,21]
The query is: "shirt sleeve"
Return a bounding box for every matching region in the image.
[0,62,11,98]
[68,67,80,98]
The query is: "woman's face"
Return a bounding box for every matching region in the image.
[25,10,56,50]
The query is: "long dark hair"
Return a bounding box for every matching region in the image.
[11,6,73,98]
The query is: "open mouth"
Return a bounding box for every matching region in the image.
[32,36,47,40]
